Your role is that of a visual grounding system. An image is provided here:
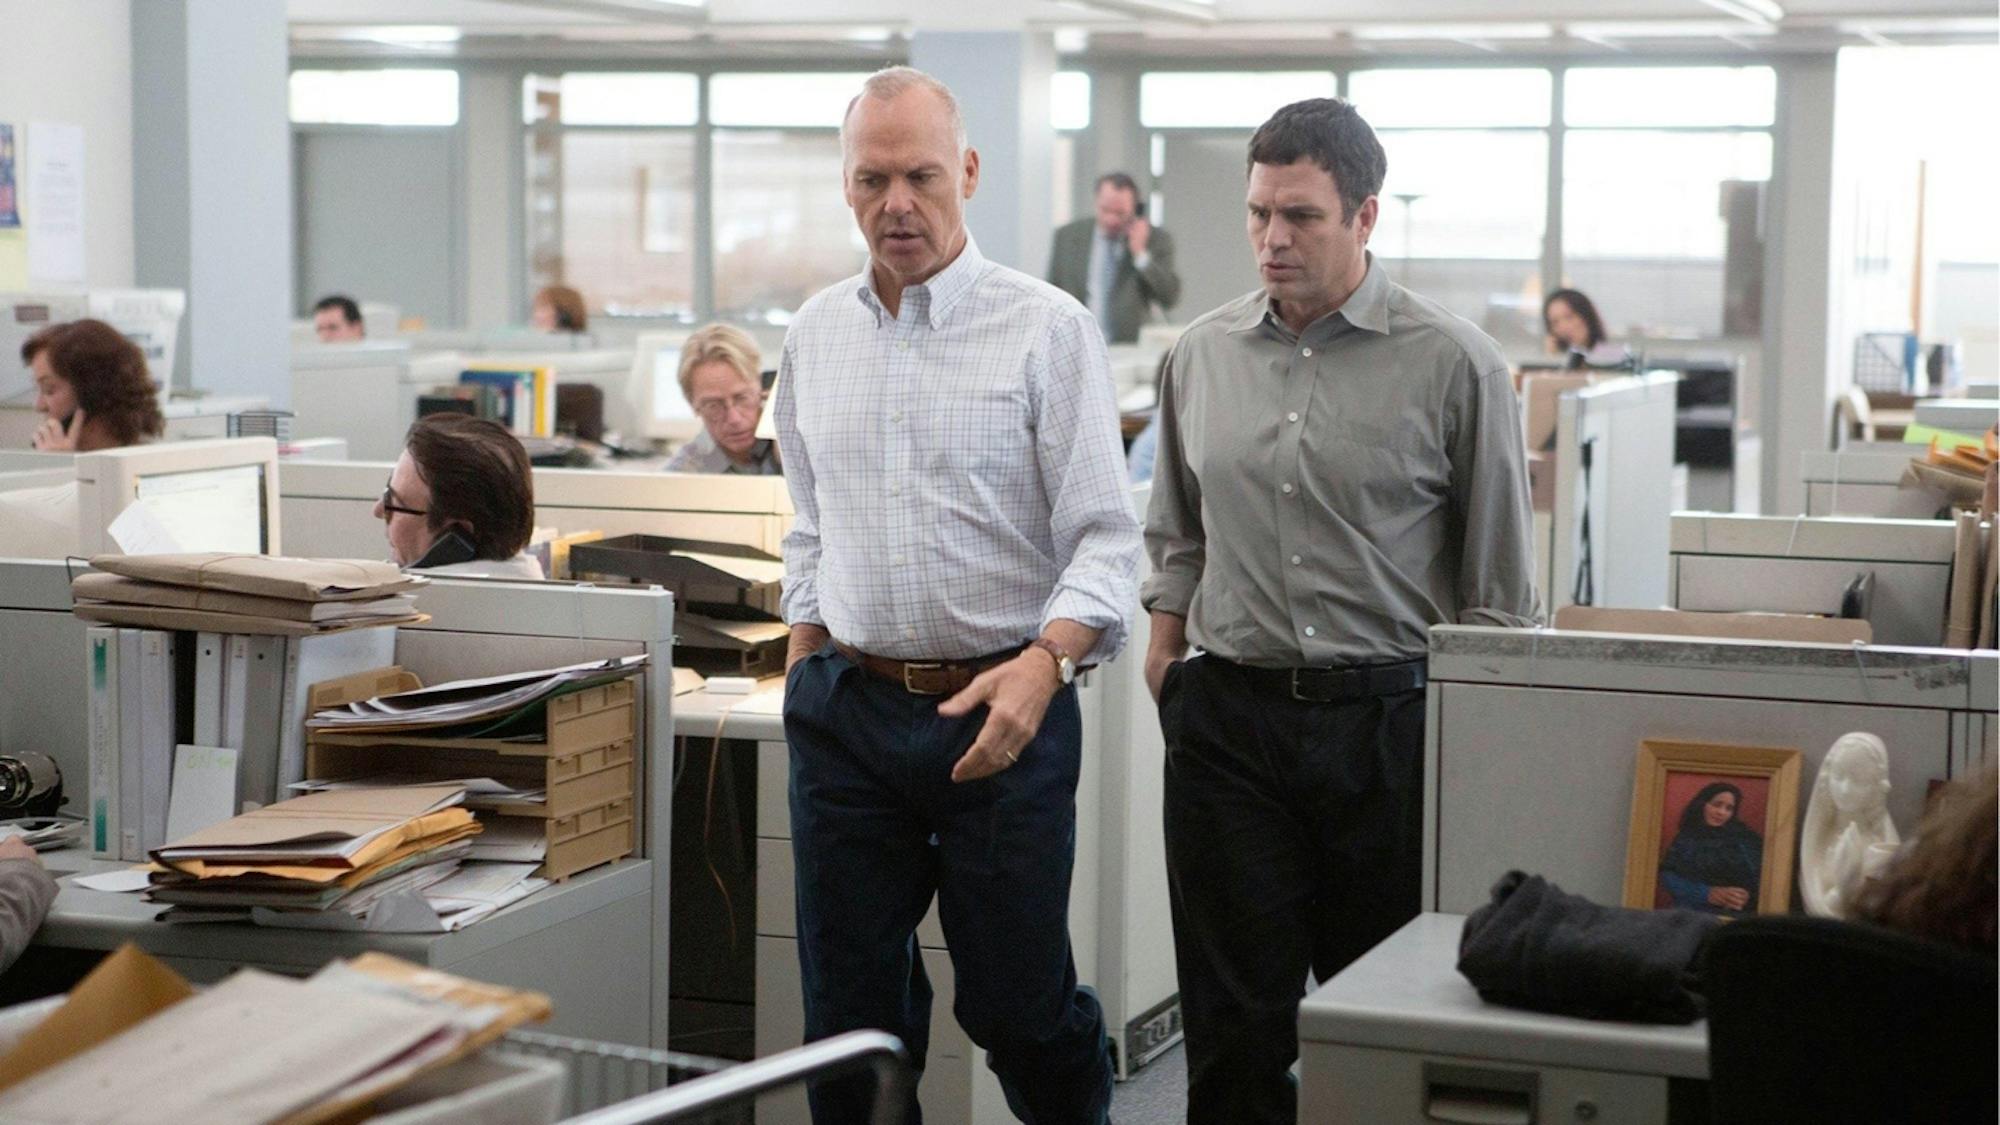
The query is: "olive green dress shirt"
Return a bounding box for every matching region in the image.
[1141,258,1542,667]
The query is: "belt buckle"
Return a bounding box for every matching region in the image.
[902,661,946,695]
[1289,669,1316,703]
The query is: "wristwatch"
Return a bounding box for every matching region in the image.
[1030,638,1076,685]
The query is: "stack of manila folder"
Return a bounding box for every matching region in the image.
[144,784,484,929]
[71,553,426,636]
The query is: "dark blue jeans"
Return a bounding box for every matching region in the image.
[784,643,1113,1125]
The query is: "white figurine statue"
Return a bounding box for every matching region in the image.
[1800,732,1902,918]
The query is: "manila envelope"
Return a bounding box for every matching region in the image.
[87,553,424,603]
[0,943,193,1093]
[153,785,469,868]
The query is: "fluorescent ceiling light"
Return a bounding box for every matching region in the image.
[1054,27,1091,53]
[1698,0,1784,24]
[352,25,461,44]
[1350,22,1554,41]
[1073,0,1216,25]
[1566,20,1772,40]
[494,0,706,21]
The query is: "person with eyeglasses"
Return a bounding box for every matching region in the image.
[373,414,545,579]
[663,324,782,476]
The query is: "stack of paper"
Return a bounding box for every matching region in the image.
[0,945,550,1124]
[72,553,427,636]
[145,785,481,926]
[308,654,648,737]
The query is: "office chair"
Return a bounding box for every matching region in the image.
[1702,914,1996,1125]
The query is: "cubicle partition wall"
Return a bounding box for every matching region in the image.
[1668,513,1957,647]
[289,341,419,461]
[1540,372,1679,615]
[0,560,90,809]
[1800,444,1946,519]
[1422,625,1996,916]
[279,460,794,561]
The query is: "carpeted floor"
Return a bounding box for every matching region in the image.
[1108,1040,1187,1124]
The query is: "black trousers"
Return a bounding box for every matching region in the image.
[1160,654,1426,1125]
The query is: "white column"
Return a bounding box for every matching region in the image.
[1759,56,1838,515]
[461,69,517,331]
[908,30,1056,277]
[132,0,290,402]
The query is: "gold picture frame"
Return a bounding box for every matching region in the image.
[1622,739,1802,916]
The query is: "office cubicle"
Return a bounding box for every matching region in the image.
[1422,625,1995,916]
[1539,372,1679,615]
[279,459,795,562]
[1668,513,1956,647]
[1800,443,1945,519]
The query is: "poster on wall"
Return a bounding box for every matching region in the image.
[25,123,85,285]
[0,123,27,289]
[0,123,19,228]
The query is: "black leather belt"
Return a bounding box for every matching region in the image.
[1211,655,1427,702]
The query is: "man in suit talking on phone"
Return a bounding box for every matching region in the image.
[1048,172,1183,344]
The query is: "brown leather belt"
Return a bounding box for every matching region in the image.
[833,641,1021,696]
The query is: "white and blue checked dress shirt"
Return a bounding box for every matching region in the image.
[775,235,1141,664]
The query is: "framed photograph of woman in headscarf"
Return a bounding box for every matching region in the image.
[1622,740,1802,916]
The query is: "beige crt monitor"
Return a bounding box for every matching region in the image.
[632,330,699,442]
[75,437,282,556]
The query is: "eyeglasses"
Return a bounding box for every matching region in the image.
[692,390,761,423]
[380,484,427,519]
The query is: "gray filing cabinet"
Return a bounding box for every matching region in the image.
[1299,914,1707,1125]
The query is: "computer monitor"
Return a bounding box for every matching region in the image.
[0,293,91,406]
[632,330,698,442]
[74,437,281,557]
[87,289,186,389]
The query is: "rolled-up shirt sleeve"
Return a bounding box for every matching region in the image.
[1033,305,1142,662]
[0,858,56,974]
[1140,344,1203,618]
[1451,364,1544,628]
[774,332,824,628]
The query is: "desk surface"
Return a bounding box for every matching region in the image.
[38,853,652,970]
[673,677,785,742]
[1299,913,1709,1079]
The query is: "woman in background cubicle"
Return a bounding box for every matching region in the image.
[23,319,163,452]
[1542,288,1633,370]
[530,285,589,335]
[376,414,546,579]
[662,324,781,476]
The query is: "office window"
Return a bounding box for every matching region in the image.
[1564,67,1775,128]
[527,72,698,127]
[289,70,459,126]
[1377,131,1547,261]
[1564,131,1770,260]
[711,130,867,324]
[526,131,697,319]
[1347,68,1551,128]
[709,73,871,128]
[1053,71,1091,131]
[1140,71,1335,129]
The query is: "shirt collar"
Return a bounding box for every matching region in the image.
[854,231,986,330]
[1226,252,1391,339]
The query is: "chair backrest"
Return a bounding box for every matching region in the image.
[1703,915,1996,1125]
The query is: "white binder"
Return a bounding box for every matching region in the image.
[136,630,179,855]
[115,629,144,861]
[84,627,120,859]
[235,634,289,809]
[192,632,227,747]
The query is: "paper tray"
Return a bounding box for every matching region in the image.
[568,534,782,592]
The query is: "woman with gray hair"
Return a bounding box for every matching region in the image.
[663,323,781,475]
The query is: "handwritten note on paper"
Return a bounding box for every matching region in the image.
[164,744,239,844]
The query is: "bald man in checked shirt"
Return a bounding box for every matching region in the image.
[774,66,1138,1125]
